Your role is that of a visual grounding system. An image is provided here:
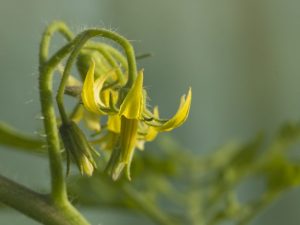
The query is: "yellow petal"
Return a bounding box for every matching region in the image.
[100,89,119,110]
[100,89,111,107]
[119,71,144,119]
[81,61,101,114]
[94,75,112,108]
[157,88,192,132]
[81,61,114,114]
[107,115,121,133]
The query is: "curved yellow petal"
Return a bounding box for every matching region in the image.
[100,89,119,110]
[157,87,192,132]
[81,61,115,114]
[94,74,113,108]
[81,61,101,114]
[100,89,111,107]
[119,71,144,119]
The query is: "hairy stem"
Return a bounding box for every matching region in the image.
[39,21,74,64]
[0,175,89,225]
[38,21,74,202]
[39,42,73,204]
[38,24,91,224]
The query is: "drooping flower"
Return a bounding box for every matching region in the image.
[81,61,192,180]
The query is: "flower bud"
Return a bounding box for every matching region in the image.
[76,50,110,81]
[59,121,98,176]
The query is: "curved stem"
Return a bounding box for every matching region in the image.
[39,40,76,203]
[101,44,128,70]
[86,42,128,73]
[85,41,128,68]
[39,36,91,224]
[39,28,94,202]
[39,20,74,125]
[56,29,137,123]
[39,21,74,64]
[84,43,125,84]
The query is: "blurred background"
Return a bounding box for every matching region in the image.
[1,0,300,224]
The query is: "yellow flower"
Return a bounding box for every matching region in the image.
[81,62,192,180]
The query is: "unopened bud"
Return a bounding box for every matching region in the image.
[59,121,99,176]
[76,50,110,81]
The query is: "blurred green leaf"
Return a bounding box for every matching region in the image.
[0,122,45,153]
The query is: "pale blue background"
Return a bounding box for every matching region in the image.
[1,0,300,224]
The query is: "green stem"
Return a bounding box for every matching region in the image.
[39,34,91,224]
[39,31,92,200]
[39,21,74,64]
[56,29,137,123]
[39,26,91,202]
[39,42,74,204]
[0,175,88,225]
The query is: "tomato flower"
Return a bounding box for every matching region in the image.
[81,61,192,180]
